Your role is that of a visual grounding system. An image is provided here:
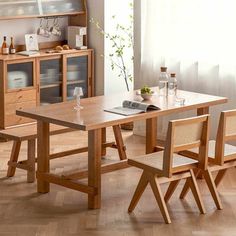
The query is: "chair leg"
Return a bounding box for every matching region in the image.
[203,169,223,210]
[215,169,227,187]
[179,169,201,199]
[128,171,149,213]
[179,178,191,199]
[113,125,127,160]
[149,174,171,224]
[189,169,206,214]
[7,141,21,177]
[164,179,181,203]
[27,139,36,183]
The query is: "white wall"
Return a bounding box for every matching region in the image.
[0,1,135,97]
[87,0,105,96]
[0,2,105,96]
[134,0,141,90]
[0,18,68,45]
[104,0,134,95]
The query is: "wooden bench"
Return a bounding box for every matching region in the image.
[0,124,127,183]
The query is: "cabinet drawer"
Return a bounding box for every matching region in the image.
[5,90,36,104]
[5,101,36,127]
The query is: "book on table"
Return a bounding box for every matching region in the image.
[105,100,160,116]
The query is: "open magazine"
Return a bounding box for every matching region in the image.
[105,100,160,116]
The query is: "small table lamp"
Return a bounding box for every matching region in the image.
[73,87,84,110]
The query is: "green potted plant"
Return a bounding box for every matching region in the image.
[90,2,134,129]
[90,2,133,91]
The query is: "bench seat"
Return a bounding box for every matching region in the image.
[0,124,126,183]
[0,124,73,141]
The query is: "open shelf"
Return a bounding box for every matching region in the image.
[67,80,85,85]
[0,1,37,5]
[40,82,62,89]
[0,0,85,19]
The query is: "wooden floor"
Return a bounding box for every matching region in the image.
[1,128,236,236]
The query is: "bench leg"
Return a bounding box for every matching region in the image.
[7,140,21,177]
[113,125,127,160]
[27,139,36,183]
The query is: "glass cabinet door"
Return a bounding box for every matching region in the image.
[41,0,84,15]
[66,55,88,100]
[39,58,62,105]
[0,0,39,17]
[7,61,34,91]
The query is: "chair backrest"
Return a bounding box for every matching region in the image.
[215,109,236,165]
[163,115,210,177]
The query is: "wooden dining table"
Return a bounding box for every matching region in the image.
[16,88,227,210]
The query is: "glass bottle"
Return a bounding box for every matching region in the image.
[9,37,16,54]
[1,36,9,55]
[159,67,169,96]
[168,73,177,96]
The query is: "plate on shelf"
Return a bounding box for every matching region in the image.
[67,71,81,81]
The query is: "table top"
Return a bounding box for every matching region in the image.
[16,88,227,131]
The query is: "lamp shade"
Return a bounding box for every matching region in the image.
[73,87,84,97]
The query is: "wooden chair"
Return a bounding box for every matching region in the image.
[128,115,210,224]
[179,110,236,207]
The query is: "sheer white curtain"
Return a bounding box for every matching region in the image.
[135,0,236,138]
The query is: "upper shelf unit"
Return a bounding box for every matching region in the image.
[0,0,85,19]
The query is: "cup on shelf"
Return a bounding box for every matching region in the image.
[44,19,51,38]
[37,18,46,36]
[50,17,61,36]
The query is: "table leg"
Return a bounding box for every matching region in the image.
[37,121,50,193]
[88,129,102,209]
[146,117,157,154]
[197,107,209,116]
[101,128,106,157]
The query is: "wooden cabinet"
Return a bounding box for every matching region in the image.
[0,49,94,129]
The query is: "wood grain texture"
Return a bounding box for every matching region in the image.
[6,140,21,177]
[27,139,35,183]
[37,121,50,193]
[1,128,236,235]
[0,48,94,129]
[146,117,157,154]
[88,129,102,209]
[16,89,227,131]
[180,110,236,206]
[128,115,209,223]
